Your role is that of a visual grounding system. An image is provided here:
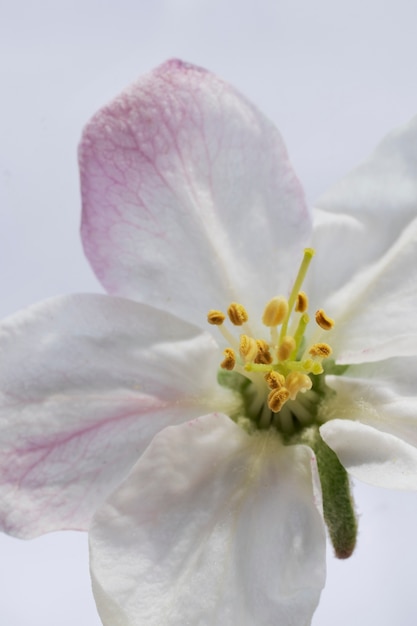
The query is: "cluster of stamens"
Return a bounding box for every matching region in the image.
[207,248,334,422]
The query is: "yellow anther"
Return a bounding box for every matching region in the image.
[285,371,312,400]
[309,342,332,358]
[220,348,236,371]
[268,387,290,412]
[239,334,258,362]
[262,296,288,327]
[207,310,226,325]
[277,336,296,361]
[295,291,308,313]
[256,338,269,352]
[265,370,286,389]
[255,339,273,365]
[315,309,335,330]
[227,303,249,326]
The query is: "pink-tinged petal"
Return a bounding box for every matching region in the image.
[80,59,311,327]
[0,294,223,538]
[90,414,326,626]
[323,217,417,363]
[323,358,417,448]
[310,114,417,312]
[320,420,417,490]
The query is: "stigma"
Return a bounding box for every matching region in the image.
[207,248,335,431]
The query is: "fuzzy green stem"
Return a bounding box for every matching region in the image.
[302,426,358,559]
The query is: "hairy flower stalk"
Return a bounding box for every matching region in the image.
[2,59,417,626]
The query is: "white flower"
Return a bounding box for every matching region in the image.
[1,59,417,625]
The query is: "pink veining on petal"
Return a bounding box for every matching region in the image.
[80,59,311,327]
[0,393,184,537]
[0,293,220,538]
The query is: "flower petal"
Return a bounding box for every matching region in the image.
[320,420,417,490]
[80,59,311,326]
[322,358,417,449]
[322,216,417,363]
[0,294,222,538]
[311,114,417,312]
[90,413,326,626]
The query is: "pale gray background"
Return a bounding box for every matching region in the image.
[1,0,417,624]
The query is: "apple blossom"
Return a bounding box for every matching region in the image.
[1,59,417,625]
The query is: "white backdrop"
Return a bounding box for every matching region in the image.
[1,1,417,624]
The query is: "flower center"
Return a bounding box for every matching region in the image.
[207,248,335,435]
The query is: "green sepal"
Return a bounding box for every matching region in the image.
[301,425,358,559]
[217,369,251,394]
[217,369,259,422]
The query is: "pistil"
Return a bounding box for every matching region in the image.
[280,248,315,340]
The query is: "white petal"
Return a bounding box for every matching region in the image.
[320,420,417,490]
[90,414,326,626]
[323,217,417,362]
[80,60,311,326]
[0,294,223,537]
[310,114,417,312]
[323,358,417,448]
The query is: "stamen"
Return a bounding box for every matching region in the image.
[275,403,295,434]
[239,334,258,362]
[262,297,288,327]
[207,310,226,325]
[315,309,335,330]
[265,371,285,389]
[277,336,296,361]
[220,348,236,370]
[287,394,316,426]
[268,387,290,412]
[309,342,332,358]
[227,303,249,326]
[295,291,308,313]
[255,339,273,364]
[285,371,312,400]
[256,339,270,352]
